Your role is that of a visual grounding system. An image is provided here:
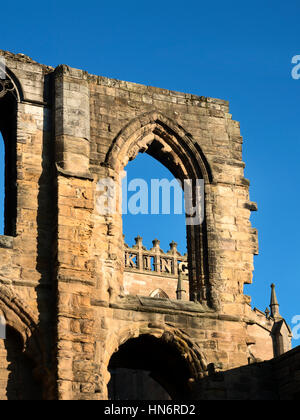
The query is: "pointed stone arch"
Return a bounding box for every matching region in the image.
[0,284,39,354]
[106,110,213,184]
[105,110,213,305]
[0,284,50,399]
[101,323,208,399]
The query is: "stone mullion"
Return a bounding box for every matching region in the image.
[143,253,152,271]
[169,241,179,276]
[153,254,161,274]
[137,249,143,271]
[173,256,178,276]
[152,239,162,274]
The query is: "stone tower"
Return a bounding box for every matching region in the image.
[0,50,296,401]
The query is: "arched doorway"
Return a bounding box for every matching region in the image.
[108,334,195,400]
[0,326,42,400]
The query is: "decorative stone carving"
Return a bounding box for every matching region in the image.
[124,236,188,278]
[0,78,15,99]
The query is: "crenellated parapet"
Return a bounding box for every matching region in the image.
[124,236,189,279]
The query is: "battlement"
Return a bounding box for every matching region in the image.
[124,237,188,277]
[123,237,189,300]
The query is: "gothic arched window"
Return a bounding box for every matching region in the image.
[106,111,212,306]
[150,289,169,299]
[0,77,17,236]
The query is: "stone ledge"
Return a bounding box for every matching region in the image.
[22,98,50,108]
[57,274,95,287]
[108,295,214,315]
[56,164,94,181]
[0,235,14,249]
[93,296,247,323]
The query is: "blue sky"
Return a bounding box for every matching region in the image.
[0,0,299,342]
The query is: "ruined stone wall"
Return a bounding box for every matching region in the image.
[193,345,300,400]
[51,65,269,399]
[274,346,300,400]
[0,52,55,399]
[0,51,293,400]
[87,72,259,314]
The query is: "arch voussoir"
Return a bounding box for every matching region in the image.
[106,110,212,184]
[0,284,38,344]
[0,284,46,369]
[103,323,207,382]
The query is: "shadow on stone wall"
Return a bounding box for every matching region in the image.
[108,334,194,400]
[192,346,300,400]
[4,327,42,400]
[107,344,300,401]
[35,72,57,399]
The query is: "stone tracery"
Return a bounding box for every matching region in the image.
[0,78,16,99]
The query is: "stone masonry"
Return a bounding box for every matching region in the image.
[0,50,297,400]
